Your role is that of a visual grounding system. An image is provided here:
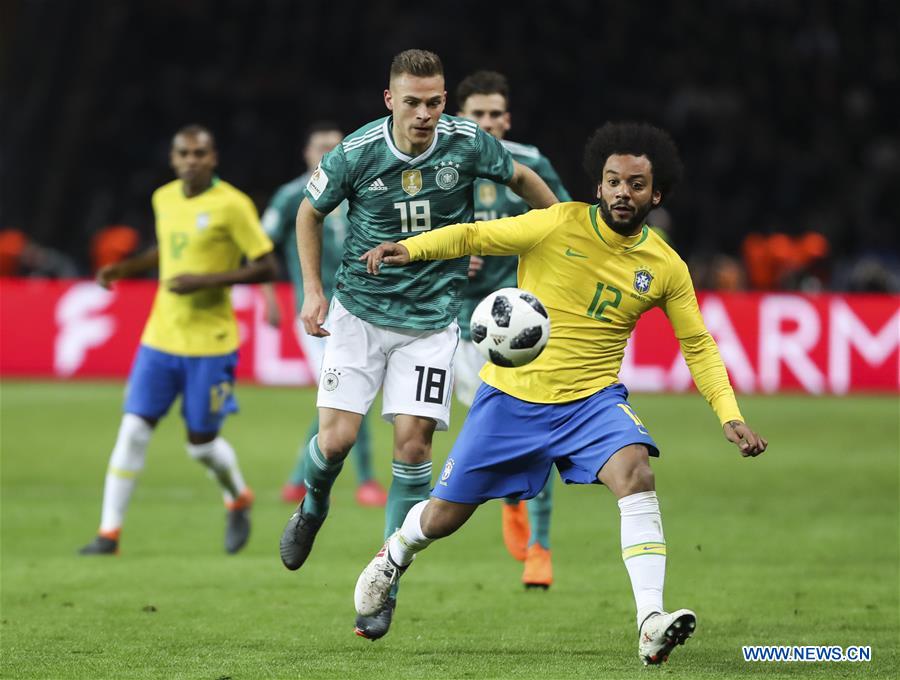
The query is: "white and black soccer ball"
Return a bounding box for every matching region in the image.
[470,288,550,368]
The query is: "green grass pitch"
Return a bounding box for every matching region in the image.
[1,381,897,679]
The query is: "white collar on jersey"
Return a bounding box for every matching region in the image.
[382,117,440,165]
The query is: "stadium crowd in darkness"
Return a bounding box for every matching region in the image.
[3,0,898,291]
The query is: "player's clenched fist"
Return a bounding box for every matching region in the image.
[360,242,410,275]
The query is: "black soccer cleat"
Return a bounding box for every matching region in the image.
[225,506,251,554]
[79,535,119,555]
[354,596,396,640]
[279,501,326,570]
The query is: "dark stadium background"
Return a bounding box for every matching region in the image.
[2,0,898,287]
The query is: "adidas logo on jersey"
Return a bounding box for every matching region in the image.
[368,177,388,191]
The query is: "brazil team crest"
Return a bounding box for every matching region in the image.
[634,269,653,294]
[401,169,423,196]
[478,182,497,206]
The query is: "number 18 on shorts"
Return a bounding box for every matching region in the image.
[316,297,458,431]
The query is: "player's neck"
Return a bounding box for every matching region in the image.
[390,121,434,157]
[181,177,214,198]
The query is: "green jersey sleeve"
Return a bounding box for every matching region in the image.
[474,128,514,184]
[305,145,351,214]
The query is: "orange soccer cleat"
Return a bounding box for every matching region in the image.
[501,501,530,562]
[522,543,553,589]
[355,480,388,507]
[281,482,307,504]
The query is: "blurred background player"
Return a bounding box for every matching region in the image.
[79,125,277,556]
[261,122,388,507]
[278,49,558,640]
[455,71,571,588]
[355,122,767,664]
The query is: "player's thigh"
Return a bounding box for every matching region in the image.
[392,413,437,464]
[453,340,485,408]
[316,298,385,416]
[180,351,239,435]
[123,345,181,421]
[552,383,659,487]
[432,384,554,504]
[382,323,458,432]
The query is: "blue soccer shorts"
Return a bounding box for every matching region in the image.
[123,345,239,434]
[432,382,659,504]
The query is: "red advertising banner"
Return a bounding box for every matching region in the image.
[1,279,897,393]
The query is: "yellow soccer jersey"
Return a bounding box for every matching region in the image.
[141,179,273,356]
[401,202,743,425]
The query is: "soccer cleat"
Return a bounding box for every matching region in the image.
[522,543,553,589]
[280,482,306,504]
[78,533,119,555]
[279,501,326,570]
[225,489,254,554]
[354,536,408,617]
[355,479,388,507]
[501,501,529,561]
[354,596,396,640]
[638,609,697,665]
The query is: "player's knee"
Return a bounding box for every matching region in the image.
[315,427,355,461]
[110,413,154,471]
[393,436,431,464]
[622,460,655,496]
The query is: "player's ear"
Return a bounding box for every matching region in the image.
[384,89,394,111]
[652,189,662,206]
[596,184,602,199]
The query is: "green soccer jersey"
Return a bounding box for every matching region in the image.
[457,139,571,339]
[262,172,348,312]
[305,114,514,330]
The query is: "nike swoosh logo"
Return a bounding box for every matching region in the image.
[565,248,588,258]
[643,546,656,551]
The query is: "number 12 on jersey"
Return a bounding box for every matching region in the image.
[394,200,432,233]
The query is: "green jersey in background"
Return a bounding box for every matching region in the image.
[262,171,348,311]
[457,139,571,340]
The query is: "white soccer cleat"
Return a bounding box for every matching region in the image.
[354,535,408,617]
[638,609,697,665]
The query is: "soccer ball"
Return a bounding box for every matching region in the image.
[470,288,550,367]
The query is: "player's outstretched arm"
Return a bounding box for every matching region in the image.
[723,420,768,457]
[506,161,558,209]
[296,198,330,337]
[360,242,410,275]
[96,246,160,289]
[167,252,278,294]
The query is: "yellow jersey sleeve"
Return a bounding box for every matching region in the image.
[228,192,273,260]
[661,258,743,425]
[401,204,563,261]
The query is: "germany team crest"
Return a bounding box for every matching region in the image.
[401,169,423,196]
[634,269,653,294]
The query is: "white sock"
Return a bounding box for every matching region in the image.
[99,414,153,534]
[186,437,247,503]
[618,490,666,629]
[388,500,432,567]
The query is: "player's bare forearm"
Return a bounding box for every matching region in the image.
[723,420,768,457]
[296,198,326,298]
[96,247,159,288]
[167,252,278,294]
[507,161,558,209]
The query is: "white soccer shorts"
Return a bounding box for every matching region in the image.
[316,297,458,431]
[453,340,486,408]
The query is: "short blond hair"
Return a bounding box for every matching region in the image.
[389,49,443,80]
